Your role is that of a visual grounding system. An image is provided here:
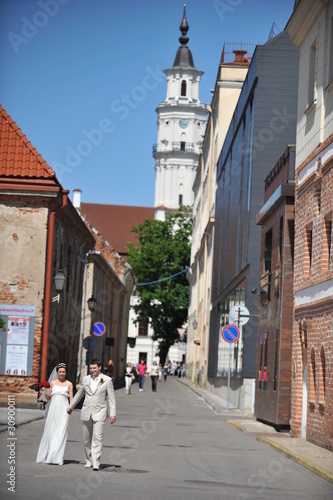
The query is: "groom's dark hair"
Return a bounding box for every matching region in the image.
[90,359,101,367]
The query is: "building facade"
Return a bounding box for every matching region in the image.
[286,0,333,450]
[0,105,95,404]
[209,32,299,411]
[255,145,296,426]
[187,47,251,387]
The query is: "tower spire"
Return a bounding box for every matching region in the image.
[179,3,189,46]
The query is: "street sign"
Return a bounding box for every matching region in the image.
[93,322,106,336]
[221,324,240,344]
[229,305,250,326]
[82,335,97,350]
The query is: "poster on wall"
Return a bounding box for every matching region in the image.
[5,345,28,376]
[7,317,29,345]
[0,304,35,376]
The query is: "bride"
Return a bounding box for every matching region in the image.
[36,362,73,465]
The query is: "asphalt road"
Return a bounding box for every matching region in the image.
[1,378,332,500]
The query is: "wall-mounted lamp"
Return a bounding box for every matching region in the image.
[251,287,268,296]
[52,270,66,303]
[192,318,198,330]
[87,295,97,312]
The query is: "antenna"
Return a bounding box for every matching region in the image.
[267,22,281,41]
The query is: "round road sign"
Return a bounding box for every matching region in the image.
[221,324,240,344]
[82,335,97,350]
[229,305,250,326]
[93,322,106,336]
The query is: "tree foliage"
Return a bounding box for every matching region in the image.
[126,209,192,362]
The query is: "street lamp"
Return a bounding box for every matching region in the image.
[87,295,96,312]
[52,270,66,302]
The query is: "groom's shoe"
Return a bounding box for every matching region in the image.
[84,460,92,468]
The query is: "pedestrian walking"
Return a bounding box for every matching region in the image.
[163,362,169,381]
[125,362,134,395]
[104,359,115,380]
[150,361,159,392]
[136,359,147,391]
[67,359,116,471]
[36,362,73,466]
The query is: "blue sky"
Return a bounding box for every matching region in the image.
[0,0,294,207]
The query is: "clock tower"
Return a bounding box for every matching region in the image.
[153,4,207,220]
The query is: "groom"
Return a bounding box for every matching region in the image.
[67,359,116,470]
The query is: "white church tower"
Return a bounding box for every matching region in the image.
[154,4,207,221]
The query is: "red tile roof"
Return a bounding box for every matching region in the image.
[0,104,56,179]
[81,203,154,257]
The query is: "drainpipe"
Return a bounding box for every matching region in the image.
[77,253,89,384]
[40,190,68,382]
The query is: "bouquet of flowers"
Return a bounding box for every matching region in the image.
[38,381,50,403]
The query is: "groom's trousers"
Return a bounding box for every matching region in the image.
[82,417,105,467]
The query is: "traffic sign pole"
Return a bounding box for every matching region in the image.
[227,344,231,411]
[221,324,240,410]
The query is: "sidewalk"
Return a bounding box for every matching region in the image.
[177,377,333,485]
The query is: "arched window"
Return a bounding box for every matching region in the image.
[179,183,184,206]
[319,346,326,406]
[309,348,316,408]
[181,80,187,96]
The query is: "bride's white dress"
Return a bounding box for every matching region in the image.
[36,384,70,464]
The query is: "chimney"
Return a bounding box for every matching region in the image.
[73,188,82,211]
[233,49,247,64]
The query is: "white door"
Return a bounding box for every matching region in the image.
[301,363,308,438]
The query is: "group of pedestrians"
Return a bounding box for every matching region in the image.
[130,358,185,392]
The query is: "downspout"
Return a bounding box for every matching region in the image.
[40,190,68,382]
[77,253,89,383]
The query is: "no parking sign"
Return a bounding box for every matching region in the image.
[93,322,106,336]
[221,324,240,343]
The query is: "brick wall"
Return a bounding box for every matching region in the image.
[291,145,333,451]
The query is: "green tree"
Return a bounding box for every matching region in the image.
[127,209,192,363]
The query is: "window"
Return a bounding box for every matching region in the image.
[259,332,268,390]
[308,41,316,106]
[181,80,187,96]
[279,217,283,264]
[138,323,148,336]
[305,227,313,275]
[319,346,326,406]
[179,183,184,206]
[273,329,279,391]
[328,17,333,85]
[264,229,273,301]
[180,141,186,151]
[138,352,147,365]
[323,216,332,269]
[309,348,316,408]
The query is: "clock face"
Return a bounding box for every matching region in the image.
[179,119,188,129]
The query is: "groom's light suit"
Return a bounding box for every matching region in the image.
[69,374,116,468]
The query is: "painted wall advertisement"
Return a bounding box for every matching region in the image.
[0,305,35,376]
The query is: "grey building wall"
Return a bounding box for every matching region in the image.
[209,31,299,380]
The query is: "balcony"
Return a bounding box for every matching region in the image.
[152,142,195,156]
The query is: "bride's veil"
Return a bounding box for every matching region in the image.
[43,366,59,418]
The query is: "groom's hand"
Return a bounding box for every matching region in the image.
[110,416,116,424]
[67,408,72,415]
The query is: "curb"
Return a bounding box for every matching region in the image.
[258,436,333,485]
[226,419,243,431]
